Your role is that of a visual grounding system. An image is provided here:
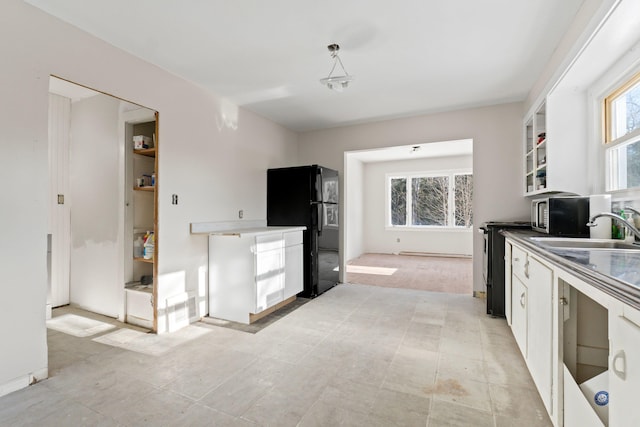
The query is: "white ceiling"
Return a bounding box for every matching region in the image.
[27,0,585,132]
[348,139,472,163]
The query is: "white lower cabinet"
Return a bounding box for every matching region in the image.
[527,255,553,412]
[209,228,303,324]
[511,275,528,357]
[507,241,554,414]
[283,231,303,300]
[608,306,640,426]
[507,237,640,427]
[125,288,154,329]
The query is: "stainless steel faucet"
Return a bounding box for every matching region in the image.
[587,212,640,240]
[624,206,640,217]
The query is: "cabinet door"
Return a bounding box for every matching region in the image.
[284,243,303,300]
[254,248,284,312]
[511,274,528,358]
[511,245,528,283]
[527,256,553,413]
[505,241,512,325]
[609,313,640,426]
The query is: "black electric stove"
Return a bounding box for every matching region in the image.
[479,221,531,317]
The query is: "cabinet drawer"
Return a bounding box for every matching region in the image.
[255,233,284,252]
[512,245,528,282]
[284,230,303,247]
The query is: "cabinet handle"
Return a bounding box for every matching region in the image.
[559,297,568,306]
[524,259,529,279]
[613,350,626,380]
[513,257,520,262]
[520,292,525,308]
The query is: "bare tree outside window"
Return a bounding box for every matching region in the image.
[388,172,473,228]
[454,174,473,227]
[390,178,407,225]
[412,176,449,225]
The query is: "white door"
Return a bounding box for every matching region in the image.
[48,93,71,309]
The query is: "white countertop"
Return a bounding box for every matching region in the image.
[208,226,306,237]
[190,220,305,236]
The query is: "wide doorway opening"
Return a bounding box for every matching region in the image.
[343,139,473,294]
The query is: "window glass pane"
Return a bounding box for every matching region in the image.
[611,81,640,140]
[608,139,640,190]
[412,176,449,226]
[390,178,406,225]
[454,174,473,227]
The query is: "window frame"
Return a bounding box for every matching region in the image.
[603,70,640,192]
[386,169,472,230]
[603,70,640,144]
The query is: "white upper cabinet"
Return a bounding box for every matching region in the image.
[523,95,588,197]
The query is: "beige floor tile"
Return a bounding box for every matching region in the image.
[428,399,494,427]
[430,378,493,413]
[3,282,553,426]
[437,353,488,384]
[490,383,551,425]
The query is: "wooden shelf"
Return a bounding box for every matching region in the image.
[133,147,156,157]
[133,257,154,264]
[134,186,155,192]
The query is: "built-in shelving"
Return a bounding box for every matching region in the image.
[524,102,547,195]
[123,108,158,331]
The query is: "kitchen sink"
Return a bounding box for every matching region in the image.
[529,237,640,250]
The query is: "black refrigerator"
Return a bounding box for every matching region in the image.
[267,165,339,298]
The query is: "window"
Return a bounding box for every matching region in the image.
[388,172,473,228]
[604,72,640,191]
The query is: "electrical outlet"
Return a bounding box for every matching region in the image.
[171,194,178,205]
[239,209,243,219]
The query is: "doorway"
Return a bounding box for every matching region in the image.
[47,76,157,323]
[342,139,474,293]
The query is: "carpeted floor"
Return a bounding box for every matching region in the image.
[346,253,473,294]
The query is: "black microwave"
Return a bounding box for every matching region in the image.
[531,196,590,236]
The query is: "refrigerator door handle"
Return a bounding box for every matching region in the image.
[317,167,324,204]
[318,203,324,234]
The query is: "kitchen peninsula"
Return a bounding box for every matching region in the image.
[191,221,306,324]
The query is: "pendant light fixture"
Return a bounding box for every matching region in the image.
[319,44,354,92]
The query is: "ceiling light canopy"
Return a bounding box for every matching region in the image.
[319,44,354,92]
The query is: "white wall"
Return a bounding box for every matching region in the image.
[363,155,473,256]
[298,103,530,293]
[344,155,364,263]
[69,94,121,317]
[0,0,298,395]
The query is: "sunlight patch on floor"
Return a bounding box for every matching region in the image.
[92,325,211,356]
[46,313,116,337]
[346,265,397,276]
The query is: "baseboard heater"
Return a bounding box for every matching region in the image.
[398,251,471,259]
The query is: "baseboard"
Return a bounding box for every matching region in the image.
[0,366,48,398]
[473,291,486,299]
[249,296,296,323]
[398,251,472,259]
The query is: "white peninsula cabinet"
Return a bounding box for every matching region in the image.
[505,237,640,426]
[208,227,305,324]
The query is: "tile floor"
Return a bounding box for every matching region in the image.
[0,284,551,426]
